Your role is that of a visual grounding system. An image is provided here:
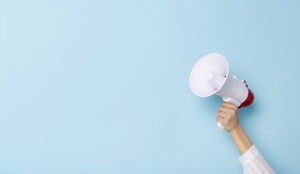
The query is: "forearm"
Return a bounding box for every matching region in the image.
[230,124,253,155]
[217,103,275,173]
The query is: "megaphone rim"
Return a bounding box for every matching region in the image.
[189,53,229,97]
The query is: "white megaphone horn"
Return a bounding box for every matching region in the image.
[189,53,254,130]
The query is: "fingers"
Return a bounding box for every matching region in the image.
[217,111,229,125]
[217,111,229,118]
[216,102,239,132]
[216,116,228,125]
[216,115,224,123]
[219,106,233,114]
[218,102,238,116]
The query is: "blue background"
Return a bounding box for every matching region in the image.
[0,0,299,173]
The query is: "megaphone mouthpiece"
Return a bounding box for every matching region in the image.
[206,72,226,90]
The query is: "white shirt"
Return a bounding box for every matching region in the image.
[239,145,275,174]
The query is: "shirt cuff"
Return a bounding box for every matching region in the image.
[238,145,259,168]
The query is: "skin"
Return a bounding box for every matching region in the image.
[216,102,253,155]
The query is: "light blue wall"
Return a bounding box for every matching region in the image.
[0,0,299,173]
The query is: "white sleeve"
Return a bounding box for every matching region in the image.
[239,145,275,174]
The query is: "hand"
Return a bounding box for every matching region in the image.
[216,102,240,132]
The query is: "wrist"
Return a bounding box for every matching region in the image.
[230,124,242,135]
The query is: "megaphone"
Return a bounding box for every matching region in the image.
[189,53,254,130]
